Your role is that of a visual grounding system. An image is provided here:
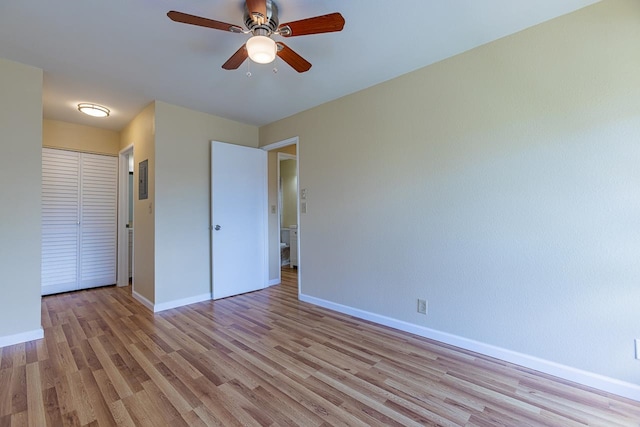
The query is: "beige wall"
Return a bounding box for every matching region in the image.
[267,144,297,280]
[281,159,297,228]
[260,0,640,386]
[120,103,156,303]
[153,101,258,305]
[0,59,43,339]
[43,119,120,155]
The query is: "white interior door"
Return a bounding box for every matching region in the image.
[211,141,267,299]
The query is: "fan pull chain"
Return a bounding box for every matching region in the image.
[246,60,252,78]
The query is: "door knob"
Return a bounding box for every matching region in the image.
[214,225,221,231]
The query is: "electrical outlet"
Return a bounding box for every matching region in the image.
[417,299,427,315]
[635,339,640,360]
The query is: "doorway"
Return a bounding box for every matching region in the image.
[278,152,297,269]
[262,137,300,293]
[117,145,134,288]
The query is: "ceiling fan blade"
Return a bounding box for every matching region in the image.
[276,43,311,73]
[167,11,243,33]
[246,0,267,21]
[222,44,249,70]
[278,13,345,37]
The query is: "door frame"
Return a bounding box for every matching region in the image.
[261,137,300,293]
[117,144,133,288]
[277,152,297,269]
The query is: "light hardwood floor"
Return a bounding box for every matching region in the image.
[1,268,638,426]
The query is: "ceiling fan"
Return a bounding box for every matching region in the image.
[167,0,345,73]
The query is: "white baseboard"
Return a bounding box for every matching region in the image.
[133,290,212,313]
[268,278,281,286]
[153,293,212,313]
[132,290,154,312]
[0,328,44,348]
[299,293,640,403]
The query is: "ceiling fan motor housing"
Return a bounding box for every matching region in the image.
[245,0,279,35]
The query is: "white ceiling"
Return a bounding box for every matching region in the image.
[0,0,599,131]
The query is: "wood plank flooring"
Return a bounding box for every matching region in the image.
[1,267,638,426]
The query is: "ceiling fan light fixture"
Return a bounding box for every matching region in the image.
[246,35,276,64]
[77,103,110,118]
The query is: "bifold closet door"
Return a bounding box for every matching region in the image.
[42,148,117,295]
[79,153,117,289]
[42,149,81,295]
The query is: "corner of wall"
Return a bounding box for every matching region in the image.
[0,58,44,342]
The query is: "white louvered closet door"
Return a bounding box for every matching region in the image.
[42,149,118,295]
[79,153,117,289]
[42,149,81,295]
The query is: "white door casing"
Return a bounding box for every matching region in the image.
[261,137,300,290]
[117,145,133,288]
[211,141,268,299]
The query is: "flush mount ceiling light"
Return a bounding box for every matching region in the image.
[246,35,277,64]
[77,103,110,118]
